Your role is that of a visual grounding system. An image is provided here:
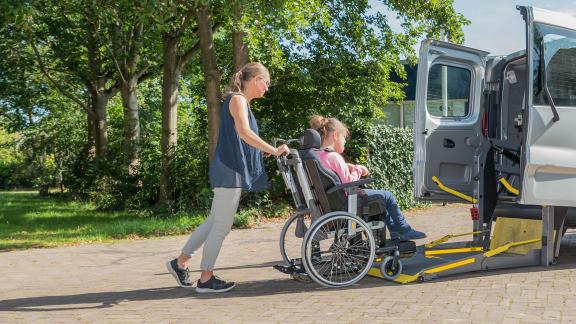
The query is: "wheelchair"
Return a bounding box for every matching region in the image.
[273,129,416,287]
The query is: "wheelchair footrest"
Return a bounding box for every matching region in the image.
[274,264,295,274]
[274,262,312,283]
[376,240,416,257]
[273,260,306,275]
[397,240,417,254]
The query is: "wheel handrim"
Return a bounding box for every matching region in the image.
[303,214,375,287]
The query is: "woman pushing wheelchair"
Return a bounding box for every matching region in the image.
[166,63,289,293]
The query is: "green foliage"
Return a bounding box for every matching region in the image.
[364,124,422,209]
[0,128,26,188]
[0,0,467,217]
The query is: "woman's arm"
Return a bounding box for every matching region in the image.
[229,95,288,156]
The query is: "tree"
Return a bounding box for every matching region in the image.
[105,1,160,175]
[231,1,248,72]
[25,0,119,158]
[257,0,469,155]
[196,5,222,163]
[155,2,202,202]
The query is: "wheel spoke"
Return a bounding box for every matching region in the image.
[304,215,374,287]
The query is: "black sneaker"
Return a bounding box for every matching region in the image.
[195,276,235,293]
[166,259,193,288]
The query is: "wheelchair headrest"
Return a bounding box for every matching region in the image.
[300,128,321,149]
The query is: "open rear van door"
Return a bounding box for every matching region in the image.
[520,7,576,207]
[413,40,488,202]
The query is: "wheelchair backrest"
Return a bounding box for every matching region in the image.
[298,129,348,214]
[275,154,307,210]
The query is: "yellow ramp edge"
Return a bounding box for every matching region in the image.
[426,231,483,248]
[422,257,476,274]
[484,238,542,257]
[369,257,478,284]
[425,247,484,256]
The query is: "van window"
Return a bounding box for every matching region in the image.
[533,23,576,107]
[426,64,471,117]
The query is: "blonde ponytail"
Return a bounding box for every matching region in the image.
[308,114,349,142]
[225,62,269,96]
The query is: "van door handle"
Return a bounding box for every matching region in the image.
[443,138,455,148]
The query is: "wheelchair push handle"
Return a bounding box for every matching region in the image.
[272,137,301,159]
[272,137,301,147]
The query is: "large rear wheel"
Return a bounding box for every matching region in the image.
[301,212,375,287]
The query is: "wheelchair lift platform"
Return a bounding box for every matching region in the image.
[368,216,554,284]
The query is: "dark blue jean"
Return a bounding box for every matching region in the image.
[362,189,410,234]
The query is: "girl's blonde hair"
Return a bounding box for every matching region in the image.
[225,62,269,95]
[308,115,349,142]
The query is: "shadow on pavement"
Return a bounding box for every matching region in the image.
[0,278,363,312]
[3,239,576,311]
[3,262,575,311]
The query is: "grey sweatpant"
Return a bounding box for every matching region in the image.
[181,187,242,271]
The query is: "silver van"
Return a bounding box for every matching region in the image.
[413,6,576,266]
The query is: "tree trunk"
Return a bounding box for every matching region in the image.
[196,6,222,162]
[120,79,141,175]
[38,147,49,197]
[159,35,180,203]
[91,91,109,157]
[232,2,249,72]
[86,101,97,159]
[110,20,144,176]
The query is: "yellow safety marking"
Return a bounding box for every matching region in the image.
[425,247,484,256]
[367,267,384,278]
[499,178,519,195]
[394,273,421,284]
[370,257,478,284]
[432,176,478,203]
[484,238,542,257]
[368,263,421,283]
[423,257,476,274]
[391,258,477,284]
[425,231,483,248]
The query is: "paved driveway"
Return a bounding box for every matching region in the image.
[2,204,576,323]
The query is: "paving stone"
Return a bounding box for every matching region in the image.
[1,203,576,322]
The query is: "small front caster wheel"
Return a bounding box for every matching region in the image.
[380,256,402,280]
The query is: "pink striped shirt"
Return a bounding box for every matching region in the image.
[315,149,364,184]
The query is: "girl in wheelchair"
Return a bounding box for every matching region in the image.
[309,115,426,241]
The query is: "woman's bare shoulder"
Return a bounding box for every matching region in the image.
[228,94,248,114]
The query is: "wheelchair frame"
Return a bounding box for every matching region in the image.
[273,140,411,287]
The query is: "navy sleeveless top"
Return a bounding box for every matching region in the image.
[209,93,268,192]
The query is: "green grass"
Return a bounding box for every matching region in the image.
[0,191,293,251]
[0,191,209,251]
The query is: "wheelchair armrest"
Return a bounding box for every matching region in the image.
[326,178,373,194]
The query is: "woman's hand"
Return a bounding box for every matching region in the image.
[272,144,290,156]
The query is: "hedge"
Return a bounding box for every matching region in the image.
[362,124,421,209]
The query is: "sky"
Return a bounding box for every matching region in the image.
[369,0,576,56]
